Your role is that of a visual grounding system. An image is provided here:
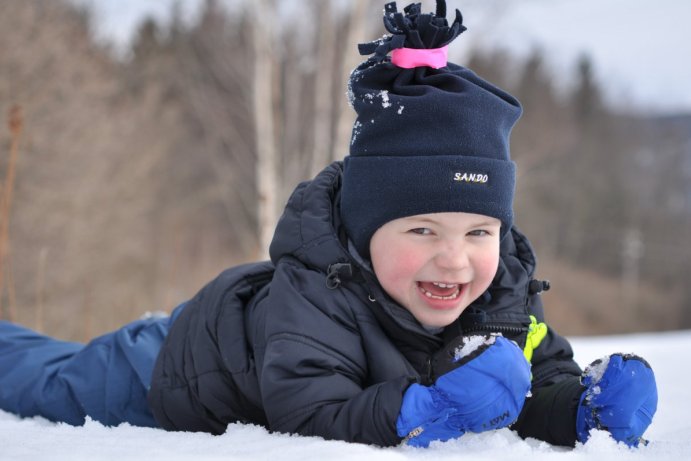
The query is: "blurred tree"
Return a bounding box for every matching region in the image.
[0,0,163,339]
[511,49,571,258]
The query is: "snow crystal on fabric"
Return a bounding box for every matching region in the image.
[350,120,363,145]
[452,334,499,361]
[586,356,611,384]
[379,90,391,108]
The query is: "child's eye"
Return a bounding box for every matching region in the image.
[467,229,490,237]
[409,228,432,235]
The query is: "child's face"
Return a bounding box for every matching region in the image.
[369,212,501,328]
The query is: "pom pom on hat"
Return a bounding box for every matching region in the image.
[340,0,522,258]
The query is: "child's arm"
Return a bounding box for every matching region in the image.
[254,261,410,446]
[512,372,584,445]
[510,294,585,445]
[398,334,531,447]
[513,352,657,447]
[511,295,656,447]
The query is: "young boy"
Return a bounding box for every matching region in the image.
[0,0,656,448]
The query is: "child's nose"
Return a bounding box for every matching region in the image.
[434,241,470,271]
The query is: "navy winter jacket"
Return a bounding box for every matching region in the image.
[148,162,583,446]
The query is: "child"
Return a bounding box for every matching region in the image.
[0,0,656,448]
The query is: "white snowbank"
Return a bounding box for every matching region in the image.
[2,330,690,461]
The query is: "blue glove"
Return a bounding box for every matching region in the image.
[397,334,531,447]
[576,353,657,447]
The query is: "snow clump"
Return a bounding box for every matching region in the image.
[453,334,501,361]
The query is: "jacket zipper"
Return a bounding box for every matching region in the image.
[462,323,528,336]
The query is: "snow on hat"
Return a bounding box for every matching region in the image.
[340,0,522,258]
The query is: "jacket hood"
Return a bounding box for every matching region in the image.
[269,162,351,273]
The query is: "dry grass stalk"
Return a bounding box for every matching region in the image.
[35,247,48,331]
[0,104,23,320]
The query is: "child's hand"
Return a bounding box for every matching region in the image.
[396,334,531,447]
[576,353,657,447]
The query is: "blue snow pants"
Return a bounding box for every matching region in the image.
[0,304,185,427]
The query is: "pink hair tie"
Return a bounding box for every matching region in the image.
[391,46,449,69]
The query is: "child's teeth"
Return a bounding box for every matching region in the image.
[420,285,460,300]
[432,282,457,288]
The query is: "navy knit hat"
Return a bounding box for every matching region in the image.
[340,0,522,258]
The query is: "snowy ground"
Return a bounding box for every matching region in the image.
[2,330,689,461]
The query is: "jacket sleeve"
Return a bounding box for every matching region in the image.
[253,261,412,446]
[528,294,582,387]
[513,293,585,446]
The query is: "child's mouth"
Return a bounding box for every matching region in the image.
[417,281,461,300]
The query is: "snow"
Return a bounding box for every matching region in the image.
[362,90,392,109]
[350,120,362,145]
[2,330,690,461]
[379,90,392,108]
[583,355,610,386]
[452,333,498,361]
[580,355,609,402]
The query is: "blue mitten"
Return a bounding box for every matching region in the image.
[576,353,657,447]
[397,334,531,447]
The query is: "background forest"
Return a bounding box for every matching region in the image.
[1,0,690,341]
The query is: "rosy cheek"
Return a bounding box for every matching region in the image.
[377,251,421,289]
[475,253,500,286]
